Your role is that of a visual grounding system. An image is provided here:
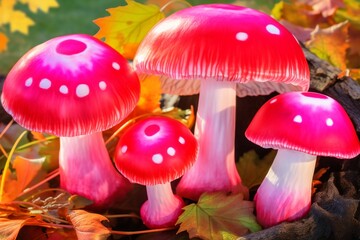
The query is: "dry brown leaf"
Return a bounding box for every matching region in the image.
[0,217,49,240]
[67,210,111,240]
[300,0,344,17]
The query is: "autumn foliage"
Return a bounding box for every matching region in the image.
[0,0,358,239]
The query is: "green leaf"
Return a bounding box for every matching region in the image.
[177,192,261,240]
[237,150,275,190]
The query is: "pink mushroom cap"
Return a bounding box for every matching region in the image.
[134,4,310,96]
[114,116,198,185]
[1,34,140,137]
[245,92,360,158]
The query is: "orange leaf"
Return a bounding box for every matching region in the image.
[67,210,111,240]
[93,0,165,60]
[0,32,8,52]
[306,21,350,69]
[0,217,50,240]
[135,75,162,115]
[1,156,45,202]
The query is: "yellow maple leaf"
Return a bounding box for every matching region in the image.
[9,10,35,34]
[0,32,8,52]
[0,0,16,25]
[19,0,59,13]
[306,21,350,69]
[93,0,165,60]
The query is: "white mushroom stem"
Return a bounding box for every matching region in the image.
[255,149,316,228]
[141,183,184,229]
[177,78,248,201]
[59,132,132,208]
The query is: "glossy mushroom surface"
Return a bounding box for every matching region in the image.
[135,4,310,201]
[245,92,360,227]
[1,34,140,208]
[115,116,198,228]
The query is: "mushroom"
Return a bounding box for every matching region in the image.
[245,92,360,228]
[134,4,310,201]
[114,116,198,228]
[1,34,140,208]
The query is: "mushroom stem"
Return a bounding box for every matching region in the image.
[255,149,316,228]
[59,132,132,208]
[176,79,248,200]
[141,183,184,229]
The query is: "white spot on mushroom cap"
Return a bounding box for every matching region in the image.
[269,98,277,104]
[236,32,248,41]
[76,84,90,98]
[25,77,33,87]
[99,81,107,90]
[112,62,120,70]
[121,145,128,154]
[293,115,302,123]
[266,24,280,35]
[179,137,185,144]
[167,147,175,156]
[326,118,334,126]
[152,154,163,164]
[39,78,51,89]
[59,85,68,94]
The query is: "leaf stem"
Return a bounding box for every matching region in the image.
[0,130,28,202]
[160,0,192,13]
[111,227,175,235]
[104,213,141,219]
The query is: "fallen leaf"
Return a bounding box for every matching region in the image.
[0,217,49,240]
[1,156,45,202]
[279,19,313,42]
[335,0,360,29]
[0,32,8,52]
[306,21,350,69]
[93,0,165,60]
[67,210,111,240]
[135,75,162,115]
[19,0,59,13]
[237,150,275,190]
[300,0,344,17]
[177,192,261,240]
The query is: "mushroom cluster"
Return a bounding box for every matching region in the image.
[134,4,310,201]
[1,34,140,208]
[245,92,360,228]
[114,116,198,228]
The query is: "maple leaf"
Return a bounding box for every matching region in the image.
[1,156,45,202]
[93,0,165,60]
[300,0,345,17]
[67,210,111,240]
[19,0,59,13]
[306,21,350,69]
[177,192,261,240]
[7,10,34,34]
[237,150,275,190]
[0,32,8,53]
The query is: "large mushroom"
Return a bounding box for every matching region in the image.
[245,92,360,228]
[114,116,198,229]
[1,34,140,208]
[134,4,310,201]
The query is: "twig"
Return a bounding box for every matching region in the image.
[104,213,141,219]
[111,227,175,235]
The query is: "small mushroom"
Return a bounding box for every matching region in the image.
[245,92,360,228]
[1,34,140,208]
[134,4,310,201]
[114,116,198,228]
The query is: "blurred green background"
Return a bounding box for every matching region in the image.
[0,0,280,75]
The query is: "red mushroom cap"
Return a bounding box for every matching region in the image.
[114,116,198,185]
[245,92,360,158]
[1,34,140,137]
[134,4,309,96]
